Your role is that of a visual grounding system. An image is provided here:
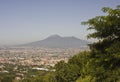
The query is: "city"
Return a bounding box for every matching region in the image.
[0,47,89,81]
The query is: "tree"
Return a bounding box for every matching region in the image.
[55,61,80,82]
[68,51,90,77]
[1,76,13,82]
[54,5,120,82]
[81,5,120,82]
[82,5,120,53]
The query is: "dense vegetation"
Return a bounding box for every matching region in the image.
[0,5,120,82]
[51,5,120,82]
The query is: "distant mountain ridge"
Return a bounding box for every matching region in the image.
[19,35,89,48]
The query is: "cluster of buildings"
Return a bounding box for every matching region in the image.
[0,47,86,66]
[0,47,89,81]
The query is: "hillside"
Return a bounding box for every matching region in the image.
[19,35,89,48]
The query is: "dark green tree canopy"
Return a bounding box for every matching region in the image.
[82,5,120,53]
[82,5,120,41]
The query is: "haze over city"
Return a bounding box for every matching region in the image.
[0,0,119,45]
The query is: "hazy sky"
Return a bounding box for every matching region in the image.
[0,0,119,45]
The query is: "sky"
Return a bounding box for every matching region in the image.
[0,0,119,45]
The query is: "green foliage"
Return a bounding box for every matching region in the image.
[76,75,96,82]
[82,5,120,54]
[54,52,91,82]
[1,76,14,82]
[68,52,90,77]
[82,5,120,40]
[55,5,120,82]
[81,5,120,82]
[43,73,57,82]
[55,60,82,82]
[20,71,57,82]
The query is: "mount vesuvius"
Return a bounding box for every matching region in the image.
[19,35,89,48]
